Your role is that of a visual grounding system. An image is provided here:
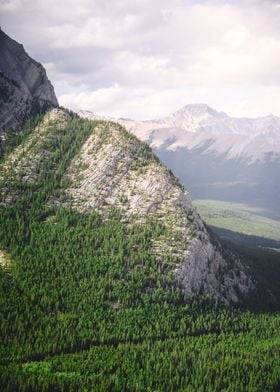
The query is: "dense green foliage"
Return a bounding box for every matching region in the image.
[0,111,279,391]
[210,227,280,311]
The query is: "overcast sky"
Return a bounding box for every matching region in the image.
[1,0,280,119]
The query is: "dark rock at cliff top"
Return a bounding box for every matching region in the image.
[0,28,58,135]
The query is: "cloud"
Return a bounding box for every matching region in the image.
[59,85,197,119]
[1,0,280,117]
[229,86,280,118]
[0,0,22,11]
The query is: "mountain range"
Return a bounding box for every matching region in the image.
[79,104,280,217]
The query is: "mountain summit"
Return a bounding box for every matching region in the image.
[0,28,58,135]
[171,103,223,120]
[78,104,280,158]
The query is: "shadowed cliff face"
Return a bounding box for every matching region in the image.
[0,28,58,135]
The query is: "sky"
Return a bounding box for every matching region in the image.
[1,0,280,120]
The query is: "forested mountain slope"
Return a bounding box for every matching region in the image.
[0,109,279,391]
[0,108,254,304]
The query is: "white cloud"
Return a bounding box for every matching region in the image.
[59,85,202,120]
[0,0,22,11]
[1,0,280,118]
[228,87,280,118]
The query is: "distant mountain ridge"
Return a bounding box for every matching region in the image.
[78,105,280,215]
[78,104,280,162]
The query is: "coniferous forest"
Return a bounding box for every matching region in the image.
[0,112,279,391]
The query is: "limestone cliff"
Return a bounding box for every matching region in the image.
[0,28,58,135]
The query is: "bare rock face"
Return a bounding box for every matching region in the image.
[0,28,58,135]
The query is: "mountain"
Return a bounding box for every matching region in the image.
[78,105,280,216]
[1,33,279,391]
[119,104,280,162]
[1,108,279,391]
[0,28,58,136]
[0,108,255,305]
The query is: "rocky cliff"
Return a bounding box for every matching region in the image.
[0,28,58,135]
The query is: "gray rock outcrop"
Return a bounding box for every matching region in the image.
[0,28,58,135]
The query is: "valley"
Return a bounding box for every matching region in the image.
[193,199,280,309]
[193,199,280,244]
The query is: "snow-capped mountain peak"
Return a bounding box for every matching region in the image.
[77,104,280,162]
